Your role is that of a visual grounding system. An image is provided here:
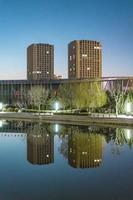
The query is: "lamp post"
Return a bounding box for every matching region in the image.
[54,102,60,112]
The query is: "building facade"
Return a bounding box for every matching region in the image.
[0,77,132,106]
[27,43,54,80]
[68,40,102,79]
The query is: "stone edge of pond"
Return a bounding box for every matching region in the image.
[0,112,133,128]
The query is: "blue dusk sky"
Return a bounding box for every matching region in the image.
[0,0,133,79]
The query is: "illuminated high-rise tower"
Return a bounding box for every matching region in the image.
[27,43,54,80]
[68,40,102,79]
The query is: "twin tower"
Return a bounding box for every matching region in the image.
[27,40,102,80]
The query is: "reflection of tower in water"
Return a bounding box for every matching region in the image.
[68,131,104,168]
[27,129,54,165]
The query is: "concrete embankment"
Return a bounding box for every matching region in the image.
[0,112,133,128]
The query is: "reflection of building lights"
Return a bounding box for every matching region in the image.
[94,159,102,162]
[70,148,72,153]
[125,102,132,113]
[55,124,59,133]
[82,152,87,155]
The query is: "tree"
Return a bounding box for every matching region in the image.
[29,86,49,111]
[58,83,75,109]
[105,90,116,112]
[88,82,107,112]
[111,85,124,116]
[72,82,90,109]
[58,82,107,112]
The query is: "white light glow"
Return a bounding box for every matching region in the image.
[0,120,3,127]
[0,102,3,110]
[32,71,42,74]
[55,124,59,133]
[94,46,101,50]
[82,54,87,57]
[125,129,132,140]
[125,102,132,113]
[54,102,59,111]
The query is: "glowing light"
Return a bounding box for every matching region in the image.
[125,102,132,113]
[54,124,59,133]
[0,102,3,110]
[125,129,132,140]
[54,102,60,111]
[0,120,3,127]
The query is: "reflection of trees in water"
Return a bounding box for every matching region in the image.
[27,122,52,136]
[0,120,53,136]
[59,125,105,168]
[103,127,116,143]
[0,120,30,133]
[57,124,70,159]
[68,127,105,168]
[115,128,133,147]
[59,125,108,160]
[58,125,133,162]
[2,120,133,159]
[59,135,68,159]
[111,128,133,155]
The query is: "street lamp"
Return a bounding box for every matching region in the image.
[0,102,3,111]
[54,101,60,112]
[125,102,132,113]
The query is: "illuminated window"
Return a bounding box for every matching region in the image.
[82,54,87,57]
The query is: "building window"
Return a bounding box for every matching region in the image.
[94,46,101,50]
[32,71,42,74]
[82,54,87,58]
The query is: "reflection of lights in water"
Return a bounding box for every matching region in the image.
[94,159,102,162]
[33,135,42,138]
[55,124,59,133]
[125,129,132,140]
[0,120,7,127]
[125,102,132,113]
[82,152,87,155]
[0,120,3,127]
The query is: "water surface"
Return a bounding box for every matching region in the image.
[0,120,133,200]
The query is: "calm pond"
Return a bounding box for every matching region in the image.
[0,119,133,200]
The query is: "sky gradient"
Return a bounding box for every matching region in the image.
[0,0,133,79]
